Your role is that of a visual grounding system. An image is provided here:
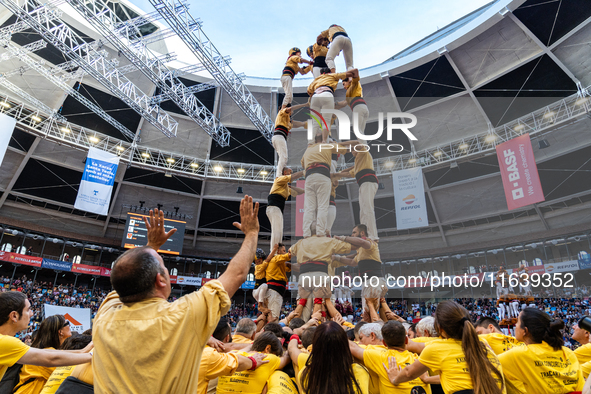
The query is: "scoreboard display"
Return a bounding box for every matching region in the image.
[121,212,186,255]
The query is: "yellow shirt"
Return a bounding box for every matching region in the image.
[419,338,506,394]
[266,371,298,394]
[291,236,351,264]
[0,334,29,380]
[269,175,292,201]
[312,44,328,58]
[198,346,240,394]
[574,342,591,364]
[15,361,55,394]
[307,72,348,96]
[297,353,369,394]
[70,362,93,385]
[480,333,523,355]
[301,143,341,171]
[266,253,291,282]
[320,25,347,42]
[40,366,75,394]
[274,108,292,131]
[351,150,374,177]
[232,335,253,344]
[346,77,363,99]
[92,280,231,394]
[498,342,584,394]
[364,347,431,394]
[581,360,591,378]
[255,261,269,280]
[354,240,381,263]
[217,352,281,394]
[412,337,440,344]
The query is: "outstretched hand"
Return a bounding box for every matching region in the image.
[383,356,401,384]
[232,195,260,236]
[145,208,177,251]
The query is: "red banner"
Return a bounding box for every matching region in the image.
[71,264,102,275]
[295,180,305,237]
[0,251,42,267]
[201,278,213,285]
[100,267,112,277]
[496,134,545,210]
[170,275,177,284]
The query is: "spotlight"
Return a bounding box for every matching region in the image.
[408,158,417,164]
[543,111,555,119]
[166,158,175,163]
[61,127,70,133]
[261,171,268,176]
[116,146,125,151]
[458,143,468,150]
[141,153,150,158]
[213,166,223,172]
[190,163,199,168]
[484,134,497,143]
[0,101,10,108]
[538,139,550,149]
[236,186,243,194]
[384,161,394,169]
[434,151,442,157]
[514,124,525,132]
[31,115,42,122]
[576,97,588,106]
[237,168,245,173]
[89,136,99,143]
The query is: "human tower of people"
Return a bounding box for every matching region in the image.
[1,23,590,394]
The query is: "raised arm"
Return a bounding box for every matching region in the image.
[291,170,305,180]
[334,235,372,250]
[145,208,178,251]
[218,195,260,297]
[266,244,278,263]
[349,340,365,361]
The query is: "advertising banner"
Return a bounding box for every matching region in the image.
[295,180,305,237]
[0,113,16,167]
[71,264,101,275]
[41,259,73,271]
[241,281,255,289]
[496,134,545,210]
[544,260,579,273]
[392,167,428,230]
[100,267,111,277]
[74,147,119,215]
[44,305,91,333]
[0,251,42,267]
[176,276,202,286]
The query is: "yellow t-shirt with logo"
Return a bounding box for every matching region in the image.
[498,342,584,394]
[358,345,386,394]
[266,371,298,394]
[581,360,591,379]
[297,353,369,394]
[480,333,523,355]
[0,334,29,380]
[419,338,505,394]
[574,342,591,364]
[40,366,76,394]
[363,347,431,394]
[217,352,281,394]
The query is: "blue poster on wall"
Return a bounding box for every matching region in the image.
[579,252,591,270]
[74,147,119,215]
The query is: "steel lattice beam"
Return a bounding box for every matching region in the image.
[149,0,274,143]
[0,77,65,121]
[0,38,136,140]
[66,0,231,146]
[0,0,179,138]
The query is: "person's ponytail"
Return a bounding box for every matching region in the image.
[461,319,504,394]
[521,308,564,351]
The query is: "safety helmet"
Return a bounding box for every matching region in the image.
[255,248,266,260]
[289,47,301,56]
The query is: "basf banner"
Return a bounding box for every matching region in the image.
[74,147,119,215]
[496,134,545,210]
[44,305,91,333]
[392,167,428,230]
[0,113,16,167]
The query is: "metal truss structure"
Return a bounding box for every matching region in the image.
[66,0,231,147]
[149,0,275,143]
[1,85,588,185]
[0,0,179,138]
[0,38,136,140]
[0,78,65,121]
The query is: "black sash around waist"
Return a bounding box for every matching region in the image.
[254,277,266,289]
[267,279,287,295]
[305,163,330,179]
[349,97,367,110]
[358,259,382,277]
[282,66,295,78]
[273,125,289,139]
[332,31,348,40]
[267,193,287,212]
[300,261,329,274]
[356,168,379,186]
[313,56,327,68]
[330,196,336,206]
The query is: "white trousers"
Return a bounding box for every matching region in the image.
[327,204,336,236]
[272,135,288,178]
[358,182,378,240]
[313,67,323,78]
[281,75,293,106]
[302,173,331,237]
[310,91,334,140]
[326,35,354,71]
[353,103,369,136]
[266,205,283,250]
